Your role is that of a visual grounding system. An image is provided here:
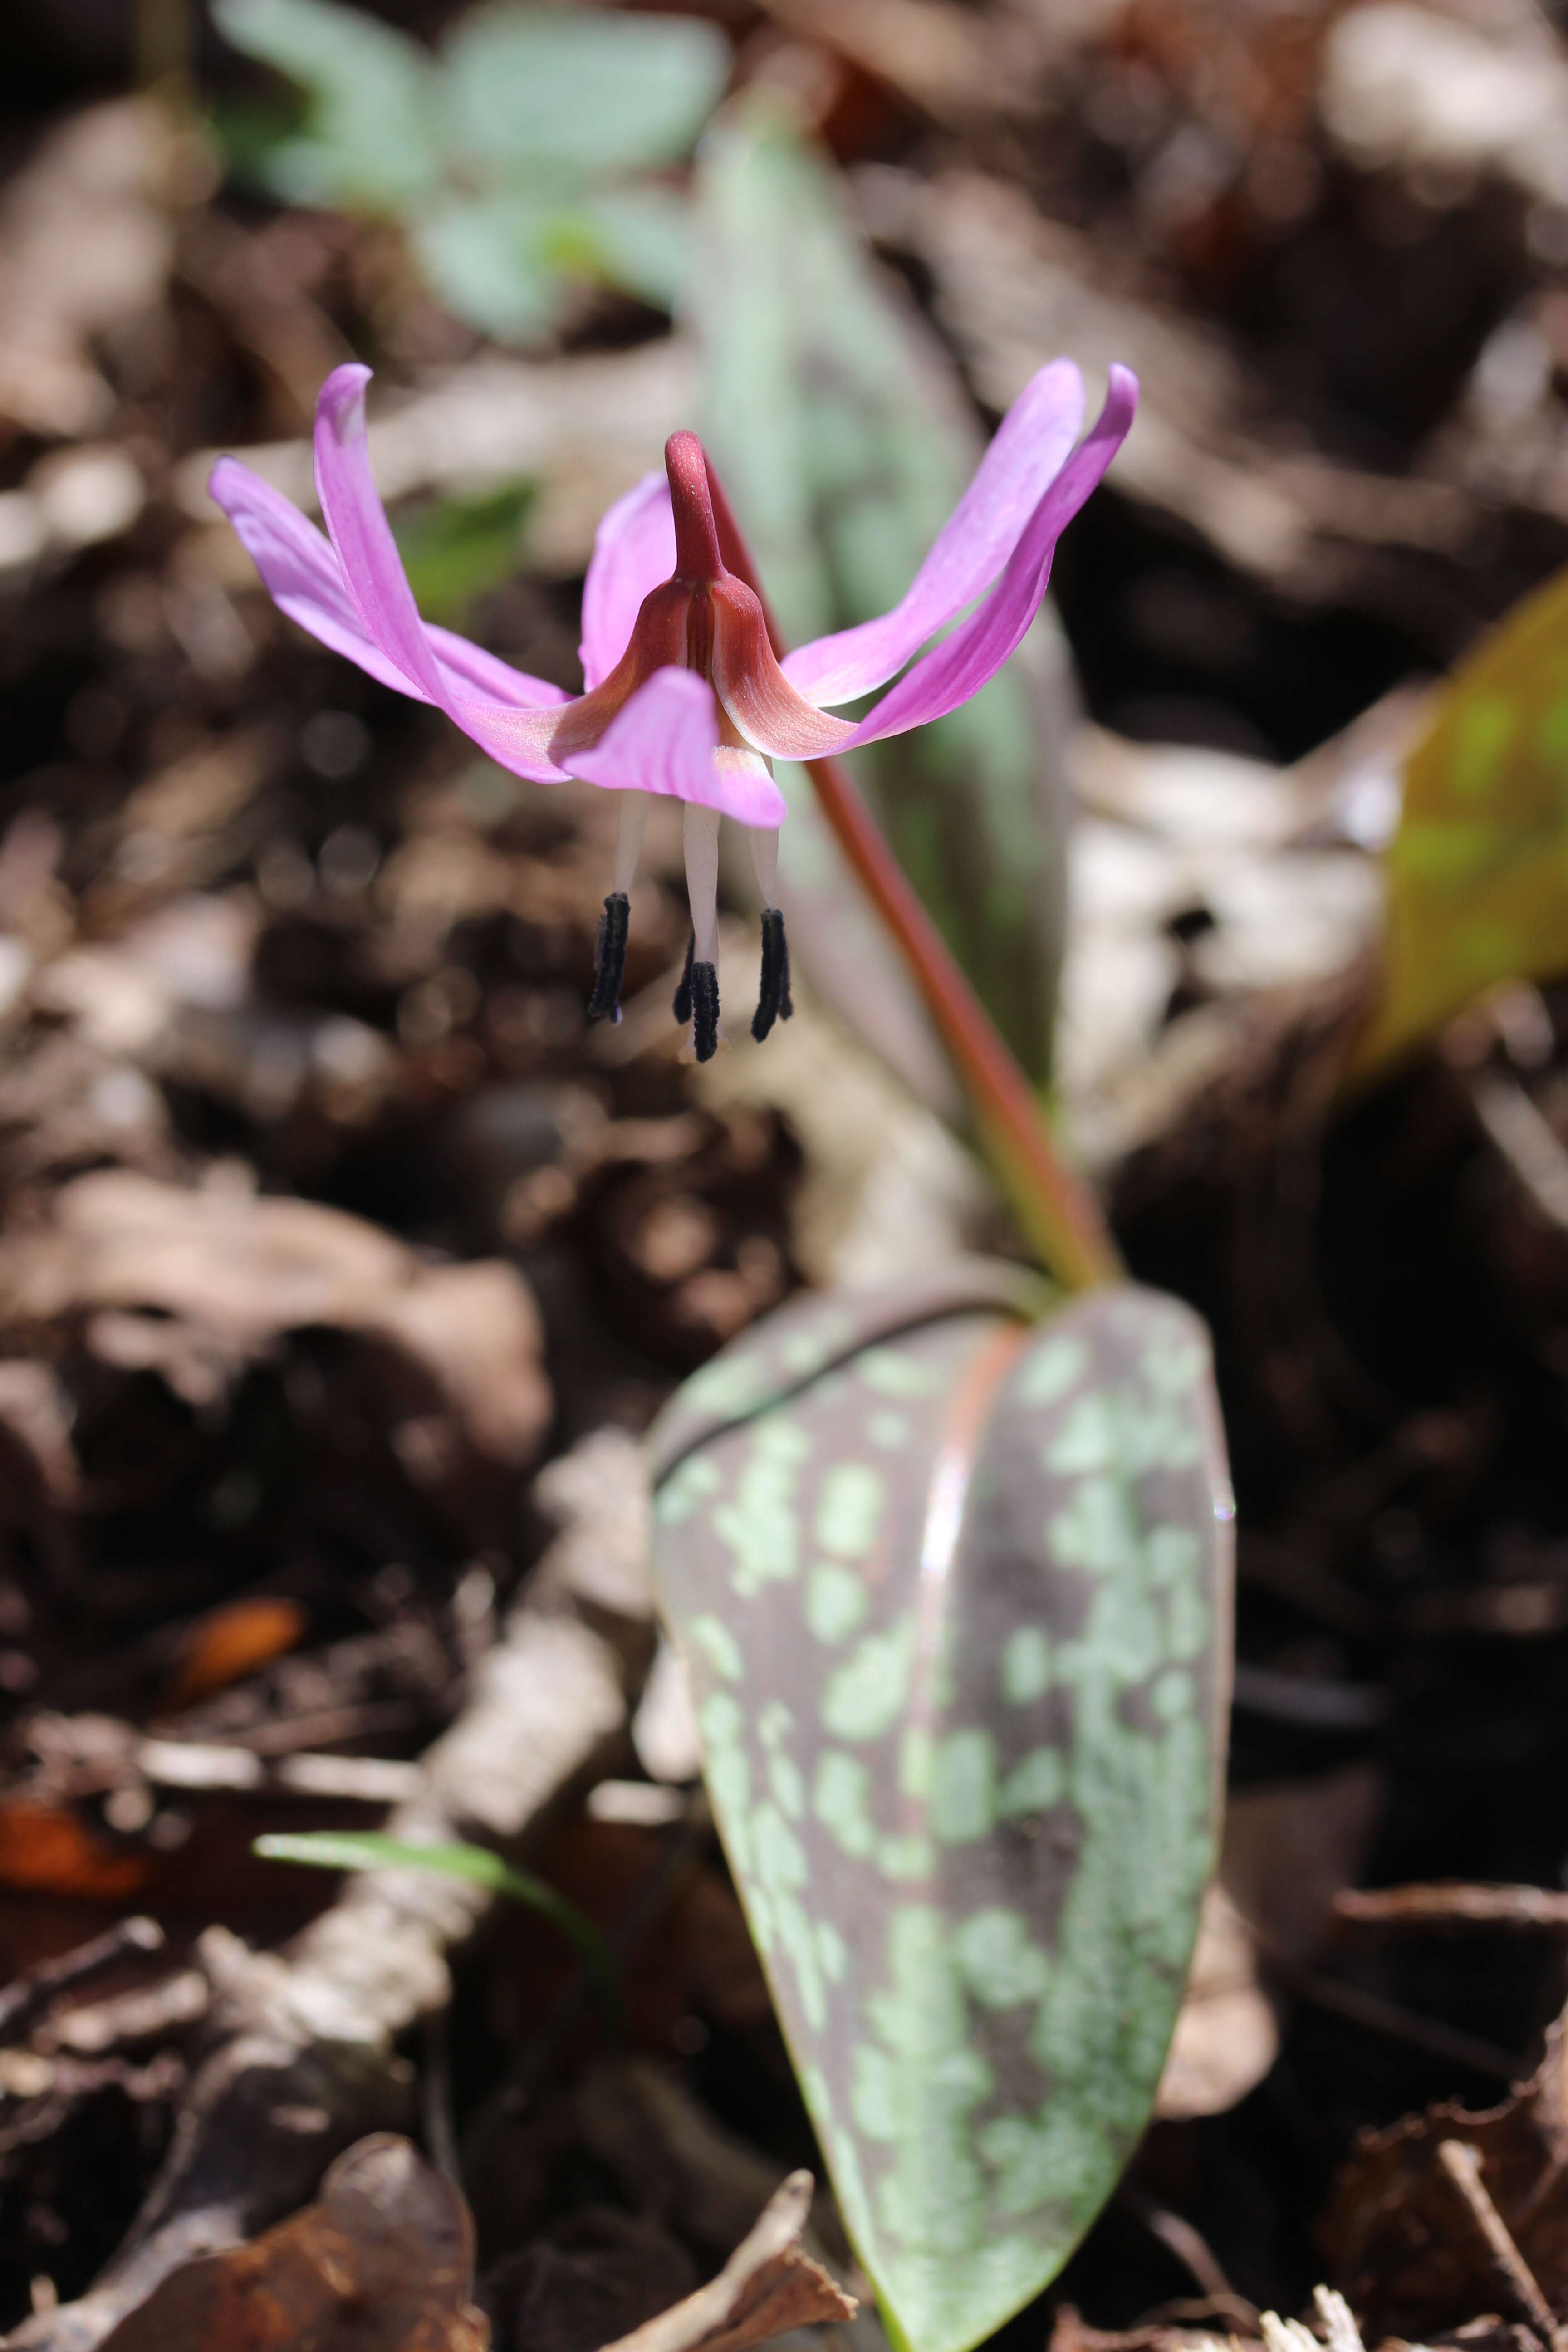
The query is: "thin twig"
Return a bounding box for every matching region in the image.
[0,1918,164,2047]
[1337,1884,1568,1930]
[1438,2139,1568,2352]
[1120,2185,1250,2314]
[137,1736,423,1804]
[1291,1970,1519,2081]
[35,1969,208,2058]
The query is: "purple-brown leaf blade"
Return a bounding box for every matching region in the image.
[649,1270,1234,2352]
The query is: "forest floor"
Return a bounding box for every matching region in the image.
[5,1,1568,2347]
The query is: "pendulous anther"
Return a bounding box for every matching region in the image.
[587,891,630,1024]
[691,958,720,1063]
[751,907,794,1042]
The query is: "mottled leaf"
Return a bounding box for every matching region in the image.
[649,1268,1233,2352]
[212,0,440,210]
[439,8,730,182]
[1352,561,1568,1079]
[690,107,1076,1092]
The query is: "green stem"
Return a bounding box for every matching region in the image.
[702,460,1122,1290]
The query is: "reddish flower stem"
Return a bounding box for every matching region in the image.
[703,457,1122,1292]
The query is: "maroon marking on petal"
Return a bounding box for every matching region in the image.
[686,582,714,679]
[710,577,856,760]
[665,431,725,584]
[545,578,691,759]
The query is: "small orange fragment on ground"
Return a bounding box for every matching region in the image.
[0,1803,152,1900]
[162,1595,308,1709]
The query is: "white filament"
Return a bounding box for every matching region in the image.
[612,789,650,895]
[748,824,780,909]
[683,802,721,966]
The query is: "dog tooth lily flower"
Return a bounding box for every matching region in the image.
[210,358,1136,1060]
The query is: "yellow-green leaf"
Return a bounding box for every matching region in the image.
[1352,563,1568,1079]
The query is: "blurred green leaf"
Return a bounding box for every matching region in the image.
[213,0,726,340]
[579,186,692,314]
[1351,563,1568,1080]
[690,105,1074,1088]
[649,1267,1232,2352]
[412,187,691,342]
[255,1829,618,2015]
[439,7,729,181]
[391,480,536,624]
[212,0,440,209]
[411,198,570,343]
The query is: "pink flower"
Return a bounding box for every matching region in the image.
[210,358,1136,1058]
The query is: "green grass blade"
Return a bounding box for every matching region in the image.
[254,1830,620,2020]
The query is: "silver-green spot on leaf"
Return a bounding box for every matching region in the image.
[648,1266,1232,2352]
[815,1461,887,1558]
[822,1615,918,1742]
[1002,1626,1053,1705]
[806,1562,870,1645]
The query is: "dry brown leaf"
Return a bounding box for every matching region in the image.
[0,1168,550,1473]
[98,2133,489,2352]
[1158,1765,1384,2119]
[1320,2016,1568,2339]
[753,0,1038,120]
[373,1263,551,1470]
[0,98,180,438]
[594,2171,855,2352]
[859,168,1476,580]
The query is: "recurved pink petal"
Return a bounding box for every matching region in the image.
[570,670,785,826]
[580,472,676,690]
[426,627,569,710]
[781,359,1086,709]
[314,364,449,703]
[208,456,423,698]
[210,456,570,715]
[431,695,580,785]
[843,366,1137,750]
